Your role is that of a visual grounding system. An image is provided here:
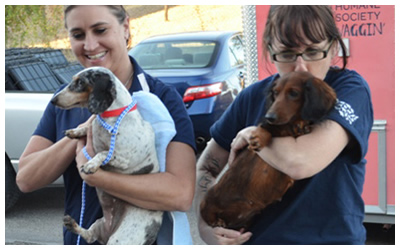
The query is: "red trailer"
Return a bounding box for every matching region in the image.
[242,5,394,224]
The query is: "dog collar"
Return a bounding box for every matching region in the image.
[100,103,137,118]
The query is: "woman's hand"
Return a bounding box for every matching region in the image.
[198,217,252,245]
[228,126,257,166]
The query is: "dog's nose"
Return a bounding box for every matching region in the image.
[265,113,277,123]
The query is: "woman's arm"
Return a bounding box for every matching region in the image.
[17,116,95,192]
[230,120,350,180]
[194,139,229,214]
[16,135,77,192]
[194,139,252,244]
[76,125,196,212]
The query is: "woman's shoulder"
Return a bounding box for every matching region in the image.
[325,68,369,89]
[139,71,196,151]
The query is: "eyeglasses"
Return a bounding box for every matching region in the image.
[268,40,335,63]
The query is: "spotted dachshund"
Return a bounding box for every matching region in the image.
[200,71,337,230]
[51,67,162,244]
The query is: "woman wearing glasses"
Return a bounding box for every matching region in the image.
[195,6,373,244]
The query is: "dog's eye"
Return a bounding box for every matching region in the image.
[272,90,279,97]
[70,79,87,92]
[288,90,300,99]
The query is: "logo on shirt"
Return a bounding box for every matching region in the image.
[335,99,359,125]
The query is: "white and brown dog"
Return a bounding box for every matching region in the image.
[51,67,162,244]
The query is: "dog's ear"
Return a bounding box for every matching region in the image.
[264,81,276,112]
[301,77,337,122]
[259,81,277,126]
[88,72,117,114]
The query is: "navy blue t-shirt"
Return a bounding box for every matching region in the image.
[33,57,196,245]
[210,68,373,244]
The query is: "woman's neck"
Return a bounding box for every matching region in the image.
[115,58,134,90]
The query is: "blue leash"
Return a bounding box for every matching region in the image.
[76,181,86,245]
[76,99,137,245]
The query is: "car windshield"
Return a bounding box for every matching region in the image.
[131,40,217,69]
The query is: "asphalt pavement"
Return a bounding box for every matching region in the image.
[4,187,205,245]
[5,187,64,245]
[5,187,394,245]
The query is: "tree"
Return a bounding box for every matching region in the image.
[164,5,169,21]
[5,5,64,48]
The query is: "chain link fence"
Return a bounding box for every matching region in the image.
[6,5,244,62]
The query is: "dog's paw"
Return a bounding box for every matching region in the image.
[248,127,272,151]
[63,214,78,232]
[65,129,78,139]
[65,127,87,139]
[65,129,83,139]
[80,161,100,175]
[248,136,262,152]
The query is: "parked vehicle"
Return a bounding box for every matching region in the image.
[5,48,83,212]
[129,31,246,151]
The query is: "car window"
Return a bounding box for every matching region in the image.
[131,41,217,69]
[228,35,245,67]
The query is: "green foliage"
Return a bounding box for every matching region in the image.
[5,5,65,48]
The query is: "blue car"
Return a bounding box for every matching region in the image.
[129,31,246,151]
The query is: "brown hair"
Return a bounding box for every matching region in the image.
[64,5,131,46]
[262,5,347,70]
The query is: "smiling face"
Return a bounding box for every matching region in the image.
[65,6,130,79]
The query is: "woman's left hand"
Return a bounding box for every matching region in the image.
[198,217,252,245]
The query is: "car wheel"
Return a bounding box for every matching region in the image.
[5,153,21,212]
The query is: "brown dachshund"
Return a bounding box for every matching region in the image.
[200,71,337,231]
